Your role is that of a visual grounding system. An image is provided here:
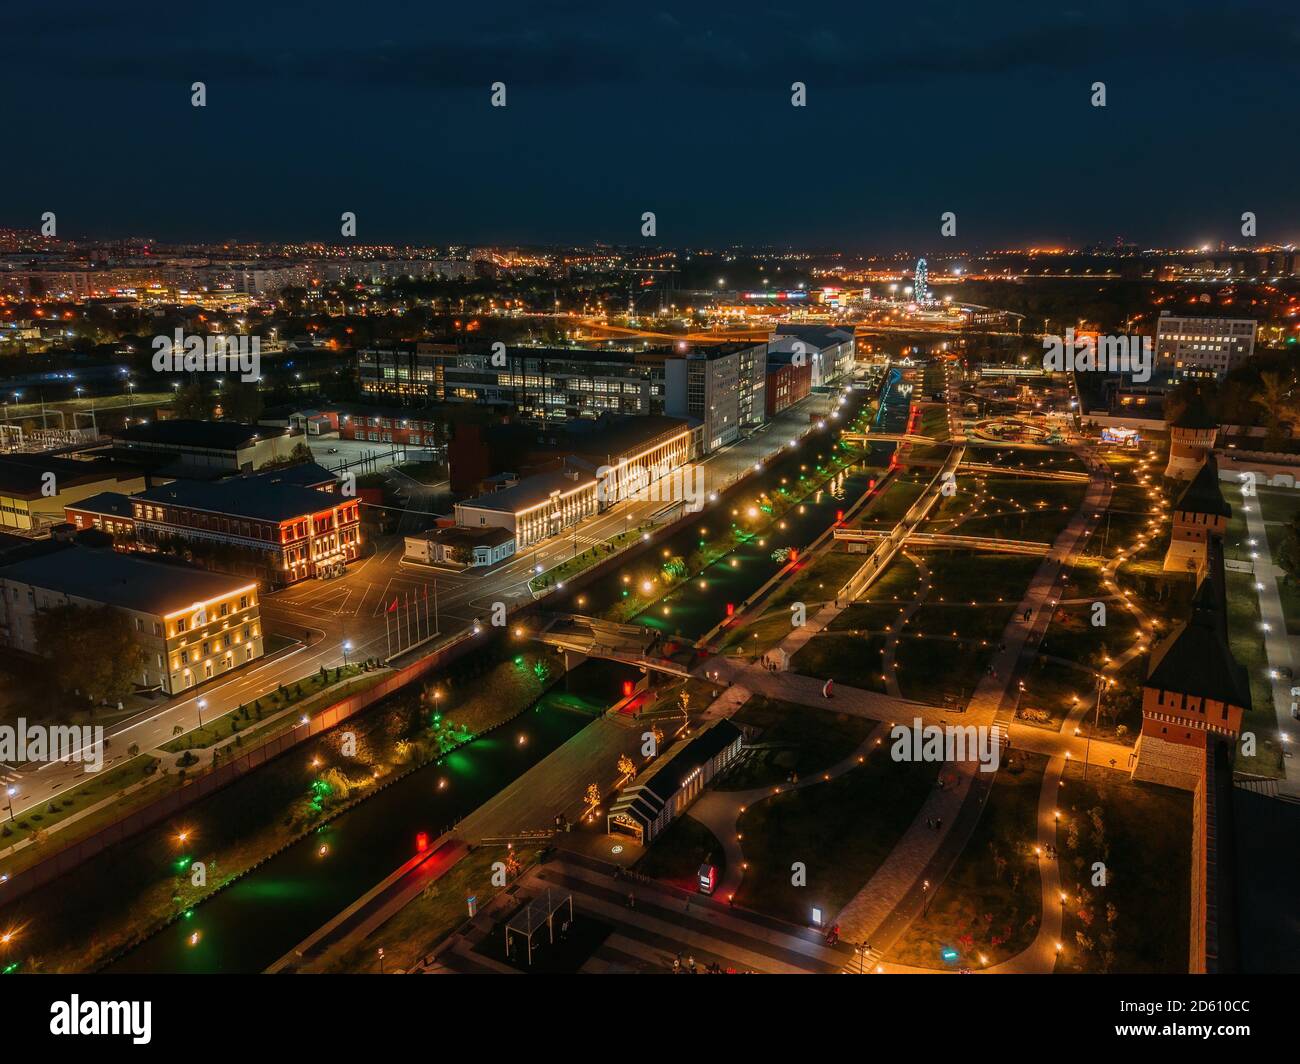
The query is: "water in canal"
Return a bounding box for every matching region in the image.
[106,659,637,973]
[107,380,909,973]
[572,376,911,641]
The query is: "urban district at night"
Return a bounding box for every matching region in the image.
[1,0,1296,1047]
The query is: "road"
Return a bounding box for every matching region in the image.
[1,390,849,821]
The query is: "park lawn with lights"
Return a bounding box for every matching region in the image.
[1015,656,1090,731]
[1038,597,1140,669]
[159,664,375,752]
[305,844,544,973]
[732,747,937,926]
[1224,570,1284,777]
[791,632,889,692]
[634,813,726,890]
[894,637,998,705]
[919,550,1041,605]
[889,751,1047,970]
[964,446,1086,474]
[719,550,866,657]
[1056,763,1192,973]
[717,696,877,790]
[1246,488,1300,633]
[0,650,563,971]
[904,600,1020,644]
[854,475,928,526]
[601,451,873,627]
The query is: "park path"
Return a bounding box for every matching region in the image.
[687,722,885,900]
[1239,488,1300,795]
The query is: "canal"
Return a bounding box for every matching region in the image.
[107,374,910,972]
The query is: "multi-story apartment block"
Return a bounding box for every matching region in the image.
[1155,312,1257,380]
[0,544,264,694]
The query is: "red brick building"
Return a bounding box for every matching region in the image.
[765,351,812,418]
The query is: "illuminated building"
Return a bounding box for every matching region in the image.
[125,466,361,586]
[1155,312,1257,381]
[607,720,742,843]
[454,460,600,550]
[0,543,264,694]
[768,325,855,387]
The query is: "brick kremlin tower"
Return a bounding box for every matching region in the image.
[1164,390,1218,480]
[1133,543,1248,790]
[1163,454,1231,578]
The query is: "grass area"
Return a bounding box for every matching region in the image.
[635,815,725,889]
[855,476,928,526]
[1225,570,1284,776]
[159,664,372,751]
[719,550,866,657]
[719,696,876,790]
[1056,762,1192,973]
[306,845,543,973]
[890,751,1047,969]
[792,632,889,692]
[734,747,938,926]
[894,637,996,705]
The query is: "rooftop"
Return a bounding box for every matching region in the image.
[136,466,343,523]
[1174,455,1231,518]
[0,544,253,616]
[115,419,288,451]
[457,461,599,515]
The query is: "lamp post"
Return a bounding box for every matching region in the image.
[342,640,352,669]
[1084,673,1106,782]
[5,786,15,822]
[197,698,207,730]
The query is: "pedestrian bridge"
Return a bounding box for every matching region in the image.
[833,528,1053,557]
[957,461,1089,482]
[532,613,690,677]
[840,431,936,446]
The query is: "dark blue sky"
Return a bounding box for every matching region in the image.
[6,0,1297,250]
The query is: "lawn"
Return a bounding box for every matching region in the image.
[894,637,996,705]
[1056,762,1192,973]
[889,751,1047,969]
[791,632,889,692]
[635,815,725,891]
[720,696,877,790]
[733,747,938,926]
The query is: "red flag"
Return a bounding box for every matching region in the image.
[387,597,398,613]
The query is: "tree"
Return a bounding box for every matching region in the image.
[172,382,211,420]
[32,603,145,704]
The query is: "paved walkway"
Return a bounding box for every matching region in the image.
[425,849,854,974]
[1240,491,1299,795]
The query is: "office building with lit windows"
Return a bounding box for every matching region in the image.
[0,544,264,694]
[1155,312,1257,380]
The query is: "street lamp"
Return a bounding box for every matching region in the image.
[342,640,352,669]
[5,786,15,822]
[197,698,207,729]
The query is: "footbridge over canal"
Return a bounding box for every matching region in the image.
[531,612,691,677]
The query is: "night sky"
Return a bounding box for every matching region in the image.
[6,0,1298,250]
